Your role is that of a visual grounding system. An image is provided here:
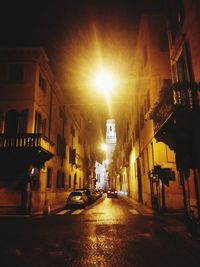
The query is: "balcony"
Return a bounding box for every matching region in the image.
[150,81,199,135]
[0,133,55,168]
[149,81,200,168]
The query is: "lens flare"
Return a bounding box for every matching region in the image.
[94,69,116,93]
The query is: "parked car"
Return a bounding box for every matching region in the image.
[76,188,95,204]
[107,188,118,198]
[94,189,103,199]
[91,189,99,201]
[66,190,89,208]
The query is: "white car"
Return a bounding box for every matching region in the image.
[66,191,89,208]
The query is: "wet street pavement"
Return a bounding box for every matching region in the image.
[0,195,200,267]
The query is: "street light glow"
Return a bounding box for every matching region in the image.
[104,159,109,165]
[91,68,116,96]
[101,143,107,151]
[94,69,115,92]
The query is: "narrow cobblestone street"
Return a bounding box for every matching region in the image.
[0,195,200,267]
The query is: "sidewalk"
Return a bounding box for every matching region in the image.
[121,195,200,241]
[122,195,156,216]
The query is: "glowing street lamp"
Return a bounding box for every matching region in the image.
[90,66,117,97]
[94,69,116,94]
[101,143,107,151]
[104,159,109,165]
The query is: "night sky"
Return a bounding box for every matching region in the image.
[0,0,164,143]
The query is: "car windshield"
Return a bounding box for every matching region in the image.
[69,192,82,196]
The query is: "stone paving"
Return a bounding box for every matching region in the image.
[0,195,200,267]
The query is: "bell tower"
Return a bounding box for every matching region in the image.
[105,119,116,163]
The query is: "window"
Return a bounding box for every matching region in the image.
[69,147,76,164]
[56,171,65,188]
[7,64,24,83]
[57,135,66,158]
[5,110,19,134]
[4,109,29,134]
[175,47,194,110]
[177,51,188,82]
[46,168,52,188]
[34,111,42,133]
[176,43,193,82]
[34,112,46,135]
[62,138,66,159]
[39,73,46,93]
[168,0,184,41]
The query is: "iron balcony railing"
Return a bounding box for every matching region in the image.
[149,81,200,133]
[0,133,55,154]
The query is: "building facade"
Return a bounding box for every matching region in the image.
[161,0,200,220]
[0,48,94,215]
[113,0,200,227]
[113,12,184,212]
